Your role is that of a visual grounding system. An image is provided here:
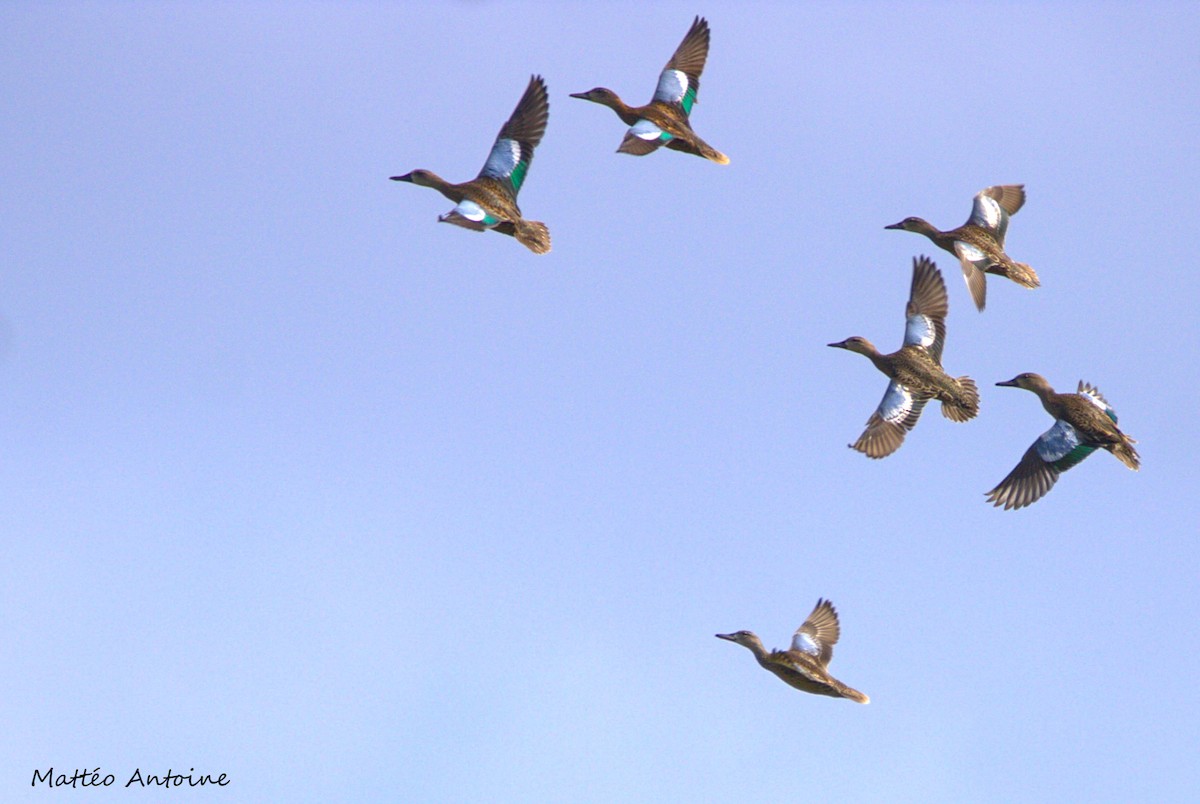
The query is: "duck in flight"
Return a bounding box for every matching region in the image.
[886,185,1039,311]
[987,373,1139,510]
[391,75,551,254]
[829,256,980,458]
[717,599,869,703]
[571,16,728,164]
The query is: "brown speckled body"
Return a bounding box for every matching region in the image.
[718,599,869,704]
[570,17,728,164]
[987,373,1139,510]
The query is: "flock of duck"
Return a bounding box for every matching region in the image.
[391,17,1140,702]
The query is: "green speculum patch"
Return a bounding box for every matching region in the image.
[682,87,697,115]
[509,160,529,193]
[1053,444,1097,472]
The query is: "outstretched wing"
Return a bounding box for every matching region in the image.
[652,16,710,116]
[986,419,1095,510]
[903,255,948,363]
[851,381,929,459]
[478,75,549,197]
[982,183,1026,215]
[791,599,842,668]
[970,185,1025,244]
[986,441,1060,510]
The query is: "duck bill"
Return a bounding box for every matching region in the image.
[996,377,1020,387]
[827,339,851,350]
[883,220,905,230]
[715,633,737,641]
[389,172,415,182]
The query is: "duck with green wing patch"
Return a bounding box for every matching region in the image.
[391,75,551,254]
[987,373,1139,510]
[571,17,728,164]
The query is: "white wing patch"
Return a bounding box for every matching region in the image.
[1078,386,1110,413]
[904,312,936,350]
[1036,419,1082,462]
[955,241,987,263]
[481,138,521,180]
[791,632,820,656]
[452,199,488,222]
[878,381,916,424]
[969,194,1005,230]
[653,68,688,104]
[629,118,664,140]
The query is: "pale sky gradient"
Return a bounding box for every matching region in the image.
[3,2,1198,802]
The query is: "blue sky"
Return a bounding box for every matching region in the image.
[3,2,1198,801]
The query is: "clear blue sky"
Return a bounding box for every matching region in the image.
[3,3,1198,801]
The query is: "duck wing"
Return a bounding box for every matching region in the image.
[1077,381,1118,423]
[986,419,1098,509]
[791,598,842,668]
[617,119,668,156]
[952,240,991,312]
[652,16,709,116]
[851,380,929,459]
[477,75,549,198]
[969,185,1025,244]
[903,255,948,363]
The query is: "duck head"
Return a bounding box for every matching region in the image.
[996,372,1051,392]
[885,216,931,232]
[716,631,766,653]
[570,87,621,106]
[390,169,436,186]
[828,336,878,357]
